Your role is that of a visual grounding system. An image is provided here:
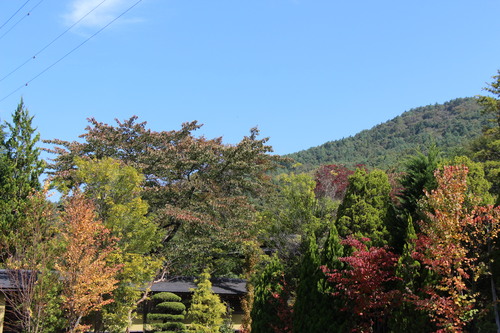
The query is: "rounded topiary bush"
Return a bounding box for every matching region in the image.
[148,292,187,333]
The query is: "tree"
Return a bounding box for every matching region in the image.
[250,254,289,333]
[397,145,441,223]
[147,292,186,333]
[73,157,162,331]
[0,99,44,261]
[1,189,65,333]
[56,193,121,332]
[413,165,500,332]
[322,237,401,333]
[336,168,392,246]
[187,268,226,333]
[293,233,326,333]
[46,117,281,276]
[473,71,500,203]
[314,164,355,201]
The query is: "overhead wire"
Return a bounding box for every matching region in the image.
[0,0,46,42]
[0,0,144,103]
[0,0,31,31]
[0,0,108,83]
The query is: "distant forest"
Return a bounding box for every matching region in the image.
[287,97,489,171]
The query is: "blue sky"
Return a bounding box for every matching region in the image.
[1,0,500,157]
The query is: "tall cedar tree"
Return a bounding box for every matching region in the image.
[0,100,44,260]
[45,117,281,276]
[187,268,226,333]
[413,165,500,332]
[336,168,392,246]
[315,223,348,332]
[56,193,122,332]
[250,254,290,333]
[293,233,326,333]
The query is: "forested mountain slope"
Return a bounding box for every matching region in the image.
[287,97,489,171]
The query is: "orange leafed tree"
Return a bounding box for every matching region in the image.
[414,165,500,332]
[57,193,121,332]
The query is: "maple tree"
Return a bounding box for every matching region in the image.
[314,164,355,201]
[322,236,401,332]
[56,193,121,332]
[73,157,162,331]
[413,165,500,332]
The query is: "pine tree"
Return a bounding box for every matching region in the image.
[187,268,226,333]
[147,292,186,333]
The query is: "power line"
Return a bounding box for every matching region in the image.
[0,0,144,103]
[0,0,108,83]
[0,0,46,42]
[0,0,31,31]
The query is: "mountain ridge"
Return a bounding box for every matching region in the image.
[286,97,489,171]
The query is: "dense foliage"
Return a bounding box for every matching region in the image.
[0,71,499,333]
[288,97,489,171]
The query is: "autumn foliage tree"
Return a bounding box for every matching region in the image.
[314,164,355,201]
[413,165,500,332]
[56,193,121,332]
[322,237,400,332]
[45,117,282,276]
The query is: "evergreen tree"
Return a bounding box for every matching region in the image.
[147,292,187,333]
[0,99,44,261]
[390,218,434,332]
[250,254,287,333]
[336,168,392,246]
[293,233,322,333]
[187,268,226,333]
[397,145,441,223]
[316,223,348,332]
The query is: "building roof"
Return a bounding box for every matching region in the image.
[151,276,247,295]
[0,269,35,291]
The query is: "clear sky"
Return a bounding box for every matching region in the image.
[1,0,500,156]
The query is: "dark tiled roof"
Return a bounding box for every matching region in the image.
[151,276,246,295]
[0,269,35,291]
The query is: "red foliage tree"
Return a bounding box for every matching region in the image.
[322,236,401,332]
[314,164,355,201]
[412,165,500,332]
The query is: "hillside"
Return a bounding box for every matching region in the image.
[287,97,489,171]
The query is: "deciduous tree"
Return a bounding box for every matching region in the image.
[56,193,121,332]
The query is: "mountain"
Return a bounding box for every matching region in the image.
[286,97,489,171]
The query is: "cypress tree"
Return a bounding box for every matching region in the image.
[293,233,322,333]
[336,168,392,246]
[187,268,226,333]
[250,254,286,333]
[0,99,44,261]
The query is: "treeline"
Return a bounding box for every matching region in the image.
[248,74,500,332]
[0,71,498,333]
[288,97,489,172]
[0,102,282,332]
